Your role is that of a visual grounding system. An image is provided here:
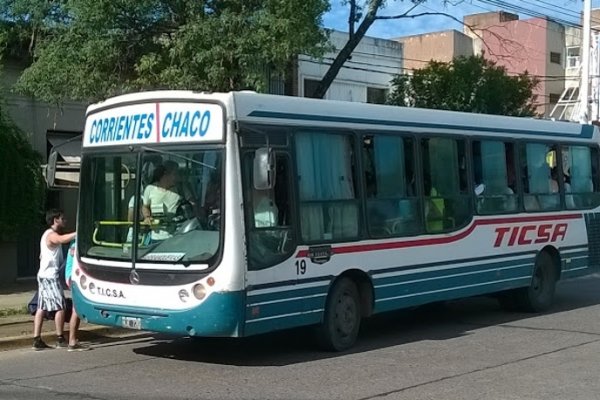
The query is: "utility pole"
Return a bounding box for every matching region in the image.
[580,0,591,123]
[591,32,599,121]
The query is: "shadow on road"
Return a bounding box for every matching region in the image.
[133,274,600,366]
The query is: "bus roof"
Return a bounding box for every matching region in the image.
[83,91,598,148]
[231,92,596,141]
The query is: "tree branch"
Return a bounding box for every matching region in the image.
[349,0,356,39]
[312,0,384,98]
[376,11,460,22]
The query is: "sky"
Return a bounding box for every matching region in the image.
[323,0,600,39]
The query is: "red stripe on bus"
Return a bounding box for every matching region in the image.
[295,213,583,258]
[155,103,161,143]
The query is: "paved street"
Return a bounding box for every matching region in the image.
[0,274,599,400]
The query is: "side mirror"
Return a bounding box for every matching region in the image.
[253,147,275,190]
[46,151,58,188]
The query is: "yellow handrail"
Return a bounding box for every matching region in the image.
[92,220,154,247]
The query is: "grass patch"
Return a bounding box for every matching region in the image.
[0,306,28,318]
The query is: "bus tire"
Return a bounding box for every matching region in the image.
[316,277,361,352]
[513,251,557,313]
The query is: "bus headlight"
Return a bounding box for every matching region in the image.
[80,275,88,290]
[192,284,206,300]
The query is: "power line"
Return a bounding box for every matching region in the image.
[420,0,585,41]
[474,0,579,26]
[519,0,582,22]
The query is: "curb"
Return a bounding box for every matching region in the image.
[0,325,151,351]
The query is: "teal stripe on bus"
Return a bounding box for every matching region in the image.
[244,310,322,336]
[374,277,533,313]
[375,262,532,289]
[247,284,329,305]
[243,251,593,335]
[374,263,533,302]
[373,258,535,286]
[560,250,589,258]
[565,255,589,268]
[246,299,303,320]
[247,111,595,139]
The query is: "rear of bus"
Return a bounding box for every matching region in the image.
[71,91,248,337]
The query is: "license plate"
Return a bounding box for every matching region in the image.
[121,316,141,330]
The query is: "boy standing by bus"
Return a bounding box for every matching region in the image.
[32,209,76,350]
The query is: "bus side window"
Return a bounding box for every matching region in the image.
[473,140,518,214]
[422,137,471,233]
[561,145,600,209]
[363,134,421,237]
[521,143,560,212]
[295,132,359,242]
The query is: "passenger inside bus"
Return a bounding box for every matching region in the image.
[142,160,182,240]
[425,186,445,232]
[253,188,278,228]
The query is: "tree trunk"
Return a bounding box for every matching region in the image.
[311,0,383,99]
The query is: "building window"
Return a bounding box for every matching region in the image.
[550,52,561,65]
[565,87,579,99]
[567,47,580,69]
[304,79,321,98]
[549,93,561,104]
[267,70,285,95]
[367,87,388,104]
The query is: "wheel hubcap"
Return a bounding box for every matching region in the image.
[532,267,545,295]
[334,293,357,337]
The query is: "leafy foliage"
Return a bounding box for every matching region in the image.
[3,0,330,103]
[0,104,44,238]
[387,55,539,117]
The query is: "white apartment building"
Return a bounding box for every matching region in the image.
[297,30,403,103]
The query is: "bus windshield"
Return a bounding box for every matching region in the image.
[78,149,223,265]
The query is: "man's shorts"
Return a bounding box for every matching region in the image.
[37,277,65,312]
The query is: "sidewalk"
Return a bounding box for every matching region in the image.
[0,280,36,313]
[0,280,147,351]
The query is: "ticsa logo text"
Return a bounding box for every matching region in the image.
[494,223,567,247]
[89,283,126,299]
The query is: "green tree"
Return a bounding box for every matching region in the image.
[387,55,539,117]
[0,104,44,238]
[1,0,330,103]
[0,31,44,238]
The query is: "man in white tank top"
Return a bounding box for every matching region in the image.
[32,209,76,350]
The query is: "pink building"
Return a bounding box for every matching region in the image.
[465,12,566,117]
[396,11,566,117]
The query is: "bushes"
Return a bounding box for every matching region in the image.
[0,110,44,239]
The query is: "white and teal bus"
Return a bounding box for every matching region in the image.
[57,90,600,351]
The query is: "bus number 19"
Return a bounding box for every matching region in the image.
[296,260,307,275]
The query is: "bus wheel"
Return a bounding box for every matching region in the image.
[513,251,557,313]
[316,277,361,352]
